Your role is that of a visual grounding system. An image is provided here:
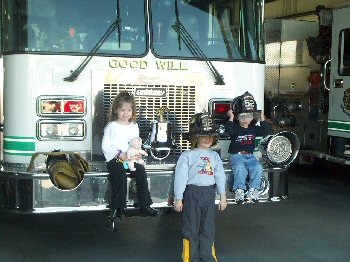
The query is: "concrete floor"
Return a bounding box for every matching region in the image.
[0,163,350,262]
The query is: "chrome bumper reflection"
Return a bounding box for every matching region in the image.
[0,162,289,214]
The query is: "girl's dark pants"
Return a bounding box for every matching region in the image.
[107,159,152,209]
[182,185,216,261]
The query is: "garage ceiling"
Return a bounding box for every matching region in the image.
[265,0,350,21]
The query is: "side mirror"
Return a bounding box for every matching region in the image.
[259,131,300,167]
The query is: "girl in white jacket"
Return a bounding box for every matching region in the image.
[102,91,158,221]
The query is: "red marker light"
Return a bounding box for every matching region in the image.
[64,100,85,114]
[214,103,230,115]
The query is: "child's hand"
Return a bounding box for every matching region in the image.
[119,152,128,161]
[218,195,227,211]
[133,153,141,160]
[174,199,183,212]
[227,110,234,121]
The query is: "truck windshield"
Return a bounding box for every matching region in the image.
[151,0,264,61]
[2,0,263,61]
[2,0,147,55]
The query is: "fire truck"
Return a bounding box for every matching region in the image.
[0,0,297,214]
[264,5,350,168]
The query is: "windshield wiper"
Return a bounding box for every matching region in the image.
[172,0,225,85]
[63,17,121,82]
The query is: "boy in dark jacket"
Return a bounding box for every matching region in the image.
[225,92,271,204]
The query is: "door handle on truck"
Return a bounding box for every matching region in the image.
[323,59,331,91]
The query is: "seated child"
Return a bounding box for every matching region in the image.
[225,92,271,204]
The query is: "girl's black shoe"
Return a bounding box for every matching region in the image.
[140,206,159,217]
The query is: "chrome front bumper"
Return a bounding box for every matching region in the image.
[0,159,289,214]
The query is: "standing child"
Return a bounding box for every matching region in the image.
[102,91,158,220]
[225,91,271,204]
[174,112,227,262]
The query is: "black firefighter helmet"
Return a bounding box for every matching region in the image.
[186,112,218,147]
[232,91,257,114]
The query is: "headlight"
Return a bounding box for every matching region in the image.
[67,124,80,136]
[37,120,85,140]
[45,124,59,136]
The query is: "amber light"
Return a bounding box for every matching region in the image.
[41,100,62,114]
[214,103,231,116]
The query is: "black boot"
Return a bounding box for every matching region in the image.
[140,206,159,217]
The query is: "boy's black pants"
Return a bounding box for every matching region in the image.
[107,159,152,209]
[182,185,217,262]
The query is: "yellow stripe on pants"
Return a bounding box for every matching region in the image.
[212,243,218,262]
[182,239,218,262]
[182,239,190,262]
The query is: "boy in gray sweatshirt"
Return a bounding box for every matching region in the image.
[174,112,227,262]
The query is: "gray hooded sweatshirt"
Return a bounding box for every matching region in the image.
[174,148,226,200]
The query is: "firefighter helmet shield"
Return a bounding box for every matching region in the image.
[186,112,219,148]
[232,91,257,114]
[189,112,218,136]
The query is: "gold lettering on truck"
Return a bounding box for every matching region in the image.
[109,59,187,70]
[156,60,187,71]
[109,59,148,69]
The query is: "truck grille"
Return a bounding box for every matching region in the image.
[103,84,196,155]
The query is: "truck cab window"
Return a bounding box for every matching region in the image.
[151,0,264,62]
[339,29,350,75]
[2,0,146,56]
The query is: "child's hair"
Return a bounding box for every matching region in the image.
[107,91,136,123]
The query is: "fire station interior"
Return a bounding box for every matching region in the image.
[264,0,350,160]
[1,1,350,262]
